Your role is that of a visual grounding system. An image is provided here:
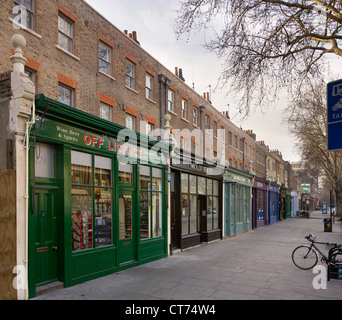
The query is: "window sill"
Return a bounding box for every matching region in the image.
[56,45,80,61]
[168,110,178,117]
[145,97,156,104]
[99,70,115,81]
[181,118,190,123]
[125,86,139,95]
[9,18,42,39]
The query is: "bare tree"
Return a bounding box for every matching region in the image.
[175,0,342,116]
[287,82,342,217]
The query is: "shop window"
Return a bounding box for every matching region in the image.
[71,151,113,251]
[140,166,163,239]
[58,14,74,53]
[244,187,249,222]
[14,0,34,30]
[237,186,243,223]
[119,162,133,183]
[34,142,55,179]
[198,177,206,195]
[181,174,199,235]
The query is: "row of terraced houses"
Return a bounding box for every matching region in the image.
[0,0,318,299]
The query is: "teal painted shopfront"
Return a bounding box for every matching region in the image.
[28,95,170,298]
[224,168,253,237]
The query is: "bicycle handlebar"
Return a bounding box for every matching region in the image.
[305,234,342,247]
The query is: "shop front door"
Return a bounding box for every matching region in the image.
[34,188,58,286]
[118,192,137,266]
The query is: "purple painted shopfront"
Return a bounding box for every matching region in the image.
[252,178,269,229]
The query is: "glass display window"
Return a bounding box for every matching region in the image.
[119,162,133,183]
[71,151,113,251]
[139,166,163,239]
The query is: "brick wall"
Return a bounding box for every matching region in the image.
[0,72,11,100]
[0,0,258,170]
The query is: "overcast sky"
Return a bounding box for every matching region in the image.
[85,0,342,163]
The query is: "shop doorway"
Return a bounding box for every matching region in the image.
[118,192,137,266]
[33,188,58,286]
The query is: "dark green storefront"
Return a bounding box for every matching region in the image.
[28,95,169,298]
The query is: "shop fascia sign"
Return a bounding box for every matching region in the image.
[301,184,311,194]
[36,117,168,164]
[225,172,250,185]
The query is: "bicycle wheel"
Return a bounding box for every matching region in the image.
[292,245,318,270]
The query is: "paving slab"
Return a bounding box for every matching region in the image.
[33,212,342,301]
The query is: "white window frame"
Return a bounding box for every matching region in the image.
[99,42,112,75]
[126,114,135,130]
[100,103,111,121]
[58,13,74,53]
[125,61,135,89]
[168,90,174,112]
[58,83,74,107]
[182,99,187,120]
[145,74,153,100]
[14,0,34,30]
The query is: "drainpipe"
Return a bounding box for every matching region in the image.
[199,105,205,161]
[158,74,164,129]
[158,73,171,129]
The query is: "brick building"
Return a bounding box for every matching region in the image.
[0,0,300,299]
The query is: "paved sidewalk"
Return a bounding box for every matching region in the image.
[33,211,342,300]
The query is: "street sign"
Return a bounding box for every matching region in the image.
[322,202,328,214]
[327,79,342,151]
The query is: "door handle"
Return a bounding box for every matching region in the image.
[53,246,58,251]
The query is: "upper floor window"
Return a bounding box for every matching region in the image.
[126,114,135,130]
[125,61,135,89]
[58,14,73,53]
[145,74,153,100]
[168,90,174,112]
[181,99,187,120]
[100,103,111,122]
[193,108,198,126]
[205,115,210,130]
[14,0,34,30]
[99,43,111,75]
[58,83,74,107]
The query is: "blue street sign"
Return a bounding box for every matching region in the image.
[327,79,342,151]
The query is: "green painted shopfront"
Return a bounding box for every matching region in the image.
[28,95,170,298]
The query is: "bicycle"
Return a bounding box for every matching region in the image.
[292,234,342,270]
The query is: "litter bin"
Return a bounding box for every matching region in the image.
[324,218,332,232]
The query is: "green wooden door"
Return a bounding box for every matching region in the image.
[34,189,58,286]
[118,191,137,266]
